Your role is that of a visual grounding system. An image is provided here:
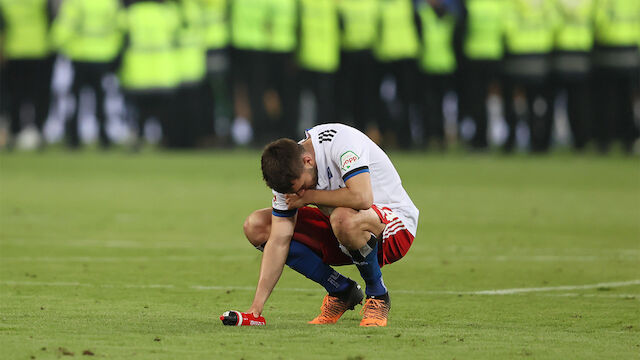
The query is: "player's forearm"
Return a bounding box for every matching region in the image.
[248,236,290,314]
[305,188,373,210]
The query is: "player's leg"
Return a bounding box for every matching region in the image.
[242,208,273,249]
[66,61,85,148]
[330,207,391,326]
[243,208,361,322]
[330,207,386,294]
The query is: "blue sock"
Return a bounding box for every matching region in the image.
[285,240,351,294]
[354,240,387,297]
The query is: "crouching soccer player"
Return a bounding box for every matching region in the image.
[243,123,419,326]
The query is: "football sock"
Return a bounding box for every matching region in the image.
[285,240,351,295]
[350,235,387,297]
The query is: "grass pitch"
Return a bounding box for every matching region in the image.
[1,149,639,359]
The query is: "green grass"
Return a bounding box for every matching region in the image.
[1,149,639,359]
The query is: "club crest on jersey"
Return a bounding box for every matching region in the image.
[340,151,359,171]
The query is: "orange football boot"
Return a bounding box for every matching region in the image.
[359,293,391,327]
[309,281,363,324]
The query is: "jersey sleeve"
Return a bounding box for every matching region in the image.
[331,130,371,182]
[271,189,297,217]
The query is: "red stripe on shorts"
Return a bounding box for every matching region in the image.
[371,205,414,266]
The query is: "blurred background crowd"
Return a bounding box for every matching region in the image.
[0,0,639,153]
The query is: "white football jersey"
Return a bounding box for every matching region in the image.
[271,123,419,236]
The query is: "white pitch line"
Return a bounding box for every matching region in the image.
[191,285,255,291]
[0,281,173,290]
[124,284,175,289]
[463,280,640,295]
[190,285,317,292]
[541,293,639,299]
[1,281,92,287]
[2,279,639,296]
[0,255,254,263]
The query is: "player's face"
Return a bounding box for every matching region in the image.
[289,166,317,195]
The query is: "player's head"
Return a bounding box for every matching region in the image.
[261,138,317,194]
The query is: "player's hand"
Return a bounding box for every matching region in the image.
[285,190,307,209]
[247,306,262,317]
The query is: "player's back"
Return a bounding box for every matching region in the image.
[307,124,419,236]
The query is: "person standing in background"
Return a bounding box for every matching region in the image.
[503,0,557,153]
[171,0,207,148]
[119,0,180,150]
[416,0,458,150]
[264,0,298,140]
[52,0,124,149]
[552,0,596,151]
[199,0,232,147]
[297,0,340,127]
[0,14,8,130]
[373,0,419,149]
[0,0,55,150]
[230,0,269,146]
[336,0,378,134]
[458,0,505,150]
[592,0,639,153]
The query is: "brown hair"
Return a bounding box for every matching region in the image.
[261,138,305,193]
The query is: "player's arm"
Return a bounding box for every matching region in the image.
[290,171,373,210]
[247,214,296,317]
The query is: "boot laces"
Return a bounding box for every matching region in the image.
[316,295,348,320]
[360,298,388,320]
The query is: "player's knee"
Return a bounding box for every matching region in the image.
[329,207,356,238]
[243,211,270,247]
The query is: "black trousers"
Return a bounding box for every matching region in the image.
[337,50,376,132]
[591,67,638,152]
[419,73,453,147]
[0,64,8,116]
[503,75,554,152]
[6,57,54,136]
[67,61,113,147]
[125,90,175,147]
[171,82,204,148]
[266,51,299,139]
[375,59,417,149]
[299,69,337,127]
[460,59,502,149]
[201,48,233,142]
[553,73,592,150]
[231,49,269,143]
